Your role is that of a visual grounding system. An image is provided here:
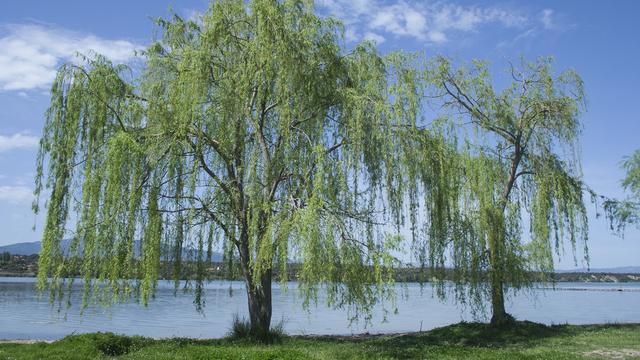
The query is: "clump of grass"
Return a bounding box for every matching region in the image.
[228,315,252,339]
[62,332,152,356]
[227,314,287,344]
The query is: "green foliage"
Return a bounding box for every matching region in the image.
[403,56,589,319]
[622,149,640,199]
[81,332,151,356]
[2,323,639,359]
[34,0,419,327]
[603,149,640,233]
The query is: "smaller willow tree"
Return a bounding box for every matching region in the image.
[605,150,640,230]
[622,150,640,196]
[407,57,589,325]
[622,150,640,200]
[34,0,417,338]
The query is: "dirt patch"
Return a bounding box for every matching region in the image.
[584,349,640,359]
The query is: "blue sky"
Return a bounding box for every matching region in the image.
[0,0,638,269]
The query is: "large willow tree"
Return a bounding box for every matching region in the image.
[34,0,416,337]
[406,57,589,325]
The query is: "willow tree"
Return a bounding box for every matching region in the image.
[622,150,640,196]
[34,0,415,338]
[408,57,589,325]
[605,149,640,230]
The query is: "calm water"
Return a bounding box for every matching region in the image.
[1,277,639,340]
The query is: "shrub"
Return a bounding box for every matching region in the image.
[227,315,287,344]
[89,332,150,356]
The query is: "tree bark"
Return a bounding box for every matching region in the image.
[487,208,513,326]
[246,269,273,337]
[489,267,509,326]
[238,224,273,339]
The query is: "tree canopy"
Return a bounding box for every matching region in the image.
[401,57,589,324]
[34,0,421,336]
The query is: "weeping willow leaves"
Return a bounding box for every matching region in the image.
[604,150,640,232]
[404,57,589,323]
[34,0,421,332]
[622,150,640,199]
[34,60,145,306]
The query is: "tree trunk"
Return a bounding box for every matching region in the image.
[487,208,513,326]
[489,269,509,325]
[237,218,273,340]
[246,269,273,338]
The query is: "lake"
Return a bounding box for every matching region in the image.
[1,277,639,340]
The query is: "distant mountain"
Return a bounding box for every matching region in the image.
[557,266,640,274]
[0,240,222,262]
[0,241,42,256]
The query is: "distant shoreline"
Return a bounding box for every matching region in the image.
[0,272,36,278]
[2,253,640,282]
[2,272,640,283]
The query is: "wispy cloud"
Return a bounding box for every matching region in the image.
[317,0,529,44]
[0,24,141,91]
[0,185,33,204]
[497,8,567,49]
[363,31,386,44]
[540,9,554,30]
[0,132,39,153]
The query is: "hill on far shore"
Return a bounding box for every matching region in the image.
[0,240,223,262]
[1,241,638,274]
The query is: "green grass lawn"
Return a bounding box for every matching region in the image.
[1,321,639,359]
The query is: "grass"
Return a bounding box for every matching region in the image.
[1,321,639,359]
[226,314,287,344]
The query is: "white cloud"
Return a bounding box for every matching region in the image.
[0,24,141,91]
[0,132,39,153]
[363,32,386,44]
[541,9,554,30]
[428,31,447,43]
[317,0,531,44]
[433,5,527,32]
[497,8,565,49]
[372,2,427,39]
[0,185,33,204]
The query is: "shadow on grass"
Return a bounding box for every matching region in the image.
[374,321,576,358]
[408,321,566,346]
[300,320,577,359]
